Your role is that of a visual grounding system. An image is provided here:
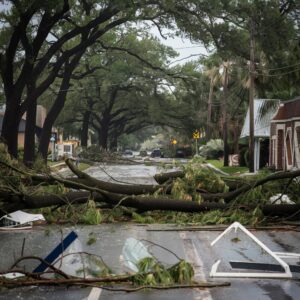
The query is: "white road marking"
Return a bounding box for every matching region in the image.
[87,287,102,300]
[180,232,213,300]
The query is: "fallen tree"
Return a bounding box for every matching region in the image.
[1,189,300,217]
[0,252,230,290]
[0,156,300,220]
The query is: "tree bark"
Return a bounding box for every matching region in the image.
[0,2,70,158]
[38,52,84,159]
[222,64,229,167]
[0,100,21,157]
[109,135,118,151]
[200,169,300,202]
[98,123,109,150]
[2,189,299,219]
[64,158,161,195]
[249,18,256,172]
[81,111,91,147]
[206,76,214,142]
[23,90,37,166]
[1,159,300,219]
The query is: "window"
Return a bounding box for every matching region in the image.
[285,128,292,167]
[64,145,71,153]
[295,125,300,168]
[296,127,300,153]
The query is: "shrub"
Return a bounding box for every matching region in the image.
[199,139,224,159]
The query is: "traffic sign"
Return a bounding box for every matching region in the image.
[171,138,177,145]
[193,130,200,139]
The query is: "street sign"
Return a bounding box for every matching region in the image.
[171,138,177,145]
[193,130,200,139]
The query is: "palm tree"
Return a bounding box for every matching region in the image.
[204,66,219,141]
[219,61,231,167]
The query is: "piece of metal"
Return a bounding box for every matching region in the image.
[230,261,300,273]
[210,222,294,278]
[33,231,78,273]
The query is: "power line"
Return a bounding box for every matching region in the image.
[229,62,300,73]
[255,62,300,71]
[172,45,207,50]
[253,67,300,77]
[167,53,207,65]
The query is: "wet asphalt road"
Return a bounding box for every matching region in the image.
[0,224,299,300]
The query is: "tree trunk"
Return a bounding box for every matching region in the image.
[81,111,91,147]
[23,94,37,166]
[2,189,300,218]
[1,159,300,218]
[98,124,109,150]
[206,77,214,142]
[109,135,118,151]
[38,94,66,159]
[249,19,256,173]
[233,119,239,154]
[0,100,21,158]
[64,158,160,195]
[222,64,229,167]
[38,54,83,159]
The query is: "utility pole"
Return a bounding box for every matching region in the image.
[222,63,229,167]
[206,76,214,142]
[249,18,255,172]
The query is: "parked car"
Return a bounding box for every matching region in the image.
[175,147,192,158]
[123,149,133,156]
[150,149,164,158]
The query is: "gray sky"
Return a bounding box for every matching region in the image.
[149,25,209,65]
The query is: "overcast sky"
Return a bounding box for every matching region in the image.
[149,25,209,66]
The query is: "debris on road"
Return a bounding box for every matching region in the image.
[210,222,300,279]
[269,194,295,204]
[0,232,230,291]
[33,231,78,273]
[0,210,45,230]
[121,238,152,272]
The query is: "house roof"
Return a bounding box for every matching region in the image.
[240,99,280,139]
[272,96,300,121]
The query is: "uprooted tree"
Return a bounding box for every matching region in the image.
[0,143,299,221]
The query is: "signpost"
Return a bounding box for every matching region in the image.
[50,135,55,162]
[193,130,200,156]
[193,130,206,156]
[170,138,177,157]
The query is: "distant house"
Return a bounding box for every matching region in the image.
[240,99,280,172]
[0,105,47,148]
[0,112,27,147]
[269,97,300,170]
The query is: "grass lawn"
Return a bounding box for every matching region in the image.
[207,159,249,175]
[47,160,62,167]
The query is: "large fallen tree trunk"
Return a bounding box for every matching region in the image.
[200,169,300,202]
[1,189,300,218]
[64,159,162,195]
[0,159,300,219]
[54,160,300,204]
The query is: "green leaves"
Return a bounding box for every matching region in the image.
[168,260,194,284]
[132,256,194,286]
